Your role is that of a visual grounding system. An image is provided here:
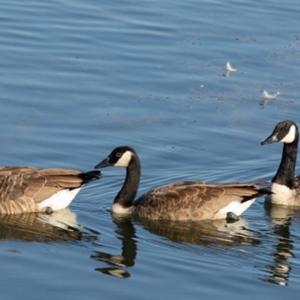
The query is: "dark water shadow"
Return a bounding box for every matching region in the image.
[0,209,82,242]
[263,201,300,286]
[91,215,260,279]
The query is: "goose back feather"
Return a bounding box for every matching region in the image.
[135,181,267,221]
[0,167,100,214]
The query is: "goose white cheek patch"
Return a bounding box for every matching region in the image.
[112,203,134,215]
[114,151,133,167]
[271,183,295,203]
[281,125,296,143]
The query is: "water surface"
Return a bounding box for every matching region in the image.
[0,0,300,299]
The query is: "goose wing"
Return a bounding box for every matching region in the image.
[0,166,95,205]
[135,181,268,220]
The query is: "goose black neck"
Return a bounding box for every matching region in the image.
[114,155,141,208]
[272,136,298,188]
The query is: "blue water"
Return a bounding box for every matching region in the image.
[0,0,300,299]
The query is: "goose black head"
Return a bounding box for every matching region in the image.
[95,146,137,169]
[261,120,298,145]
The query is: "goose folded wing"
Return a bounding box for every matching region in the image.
[0,167,85,204]
[136,182,265,219]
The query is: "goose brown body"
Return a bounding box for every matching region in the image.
[135,181,267,221]
[0,166,100,214]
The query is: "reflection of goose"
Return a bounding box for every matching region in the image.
[0,167,100,214]
[38,208,81,231]
[263,203,300,286]
[91,217,137,278]
[91,215,259,279]
[137,217,259,247]
[261,120,300,206]
[95,146,270,221]
[0,208,81,242]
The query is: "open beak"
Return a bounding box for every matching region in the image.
[95,157,111,169]
[261,133,279,145]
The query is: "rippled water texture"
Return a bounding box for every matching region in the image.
[0,0,300,299]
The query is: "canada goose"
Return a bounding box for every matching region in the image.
[261,120,300,206]
[95,146,270,221]
[0,167,100,214]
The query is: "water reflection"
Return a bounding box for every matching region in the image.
[263,202,300,286]
[137,217,259,247]
[0,209,81,242]
[91,216,137,278]
[91,216,260,278]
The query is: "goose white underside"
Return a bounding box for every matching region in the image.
[270,183,297,206]
[38,188,81,211]
[214,199,256,219]
[111,203,134,215]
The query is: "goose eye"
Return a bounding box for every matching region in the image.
[116,152,122,158]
